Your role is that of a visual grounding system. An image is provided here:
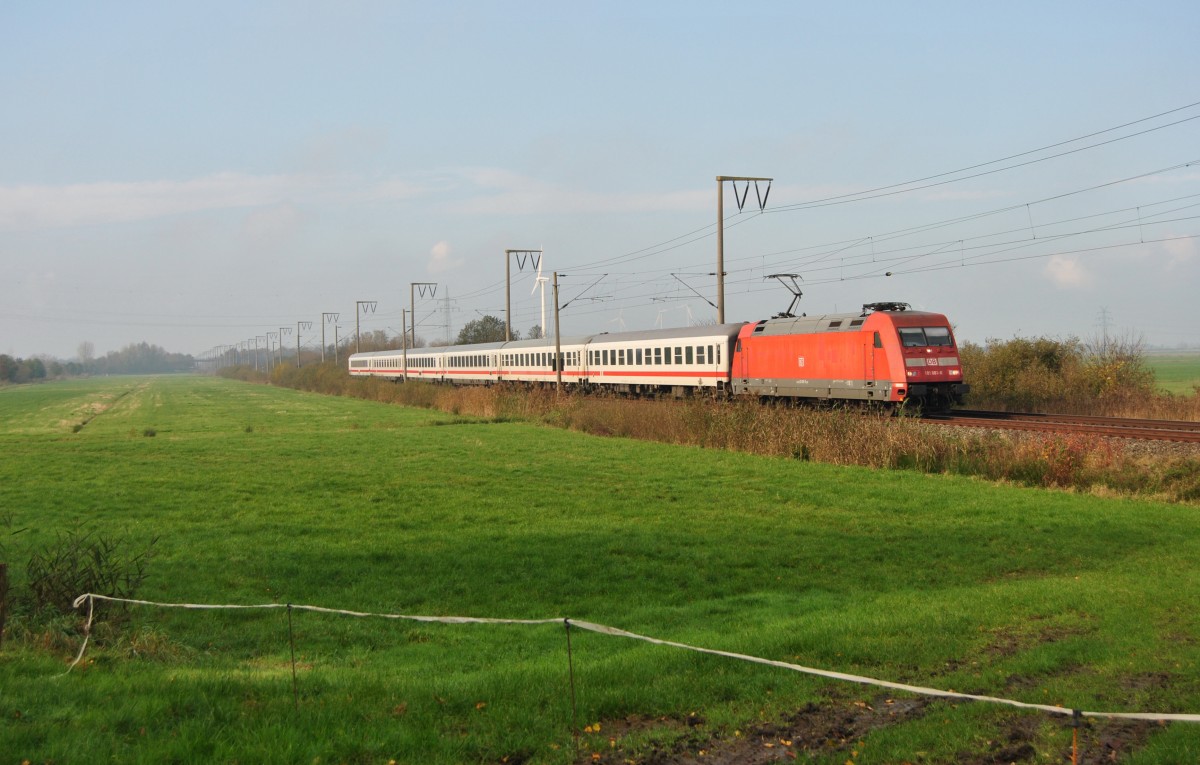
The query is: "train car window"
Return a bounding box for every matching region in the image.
[674,347,683,364]
[686,346,694,364]
[829,320,842,329]
[850,319,864,328]
[899,328,926,347]
[653,347,661,364]
[717,345,721,364]
[662,347,671,365]
[925,327,953,346]
[874,332,883,349]
[636,348,642,365]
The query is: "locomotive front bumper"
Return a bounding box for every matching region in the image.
[904,383,970,398]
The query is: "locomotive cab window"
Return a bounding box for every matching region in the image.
[899,328,926,347]
[925,327,953,346]
[899,327,954,347]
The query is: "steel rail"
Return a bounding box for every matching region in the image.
[925,410,1200,443]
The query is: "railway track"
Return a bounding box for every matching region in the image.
[922,409,1200,443]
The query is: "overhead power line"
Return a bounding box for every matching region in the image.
[770,101,1200,212]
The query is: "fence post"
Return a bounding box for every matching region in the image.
[564,619,579,747]
[287,604,299,709]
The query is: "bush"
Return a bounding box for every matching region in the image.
[959,333,1176,417]
[25,529,157,617]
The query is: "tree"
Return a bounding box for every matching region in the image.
[0,355,15,382]
[77,341,95,365]
[527,324,543,340]
[456,315,516,345]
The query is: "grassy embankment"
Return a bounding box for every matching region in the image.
[266,360,1200,504]
[3,376,1200,764]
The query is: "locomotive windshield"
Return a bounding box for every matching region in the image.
[899,326,954,348]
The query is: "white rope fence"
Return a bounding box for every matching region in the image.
[67,593,1200,725]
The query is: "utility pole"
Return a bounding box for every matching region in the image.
[278,327,291,367]
[716,175,773,324]
[553,271,563,392]
[410,282,437,347]
[401,309,408,381]
[355,301,377,354]
[266,332,277,373]
[255,336,264,372]
[321,313,339,363]
[296,321,312,367]
[505,248,542,341]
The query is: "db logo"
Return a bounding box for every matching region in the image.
[926,358,938,366]
[797,357,806,368]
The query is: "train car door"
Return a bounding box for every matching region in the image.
[734,337,749,384]
[869,330,888,396]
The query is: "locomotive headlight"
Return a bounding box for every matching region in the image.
[907,371,915,377]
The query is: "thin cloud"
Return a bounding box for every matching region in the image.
[1044,254,1091,287]
[0,173,314,231]
[427,240,463,274]
[1161,236,1198,269]
[444,168,709,216]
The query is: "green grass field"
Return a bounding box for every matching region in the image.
[1147,353,1200,395]
[3,376,1200,764]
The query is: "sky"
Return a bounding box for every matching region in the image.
[3,1,1199,361]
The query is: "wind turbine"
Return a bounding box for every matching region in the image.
[531,254,549,339]
[679,303,695,326]
[609,310,626,332]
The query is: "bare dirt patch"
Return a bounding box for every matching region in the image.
[573,690,1161,764]
[576,693,930,765]
[955,713,1159,765]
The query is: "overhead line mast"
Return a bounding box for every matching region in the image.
[716,175,772,323]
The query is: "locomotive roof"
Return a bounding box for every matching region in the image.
[752,309,946,337]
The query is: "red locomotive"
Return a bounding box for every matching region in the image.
[349,301,968,408]
[731,302,968,408]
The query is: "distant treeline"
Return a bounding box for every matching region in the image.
[0,342,194,383]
